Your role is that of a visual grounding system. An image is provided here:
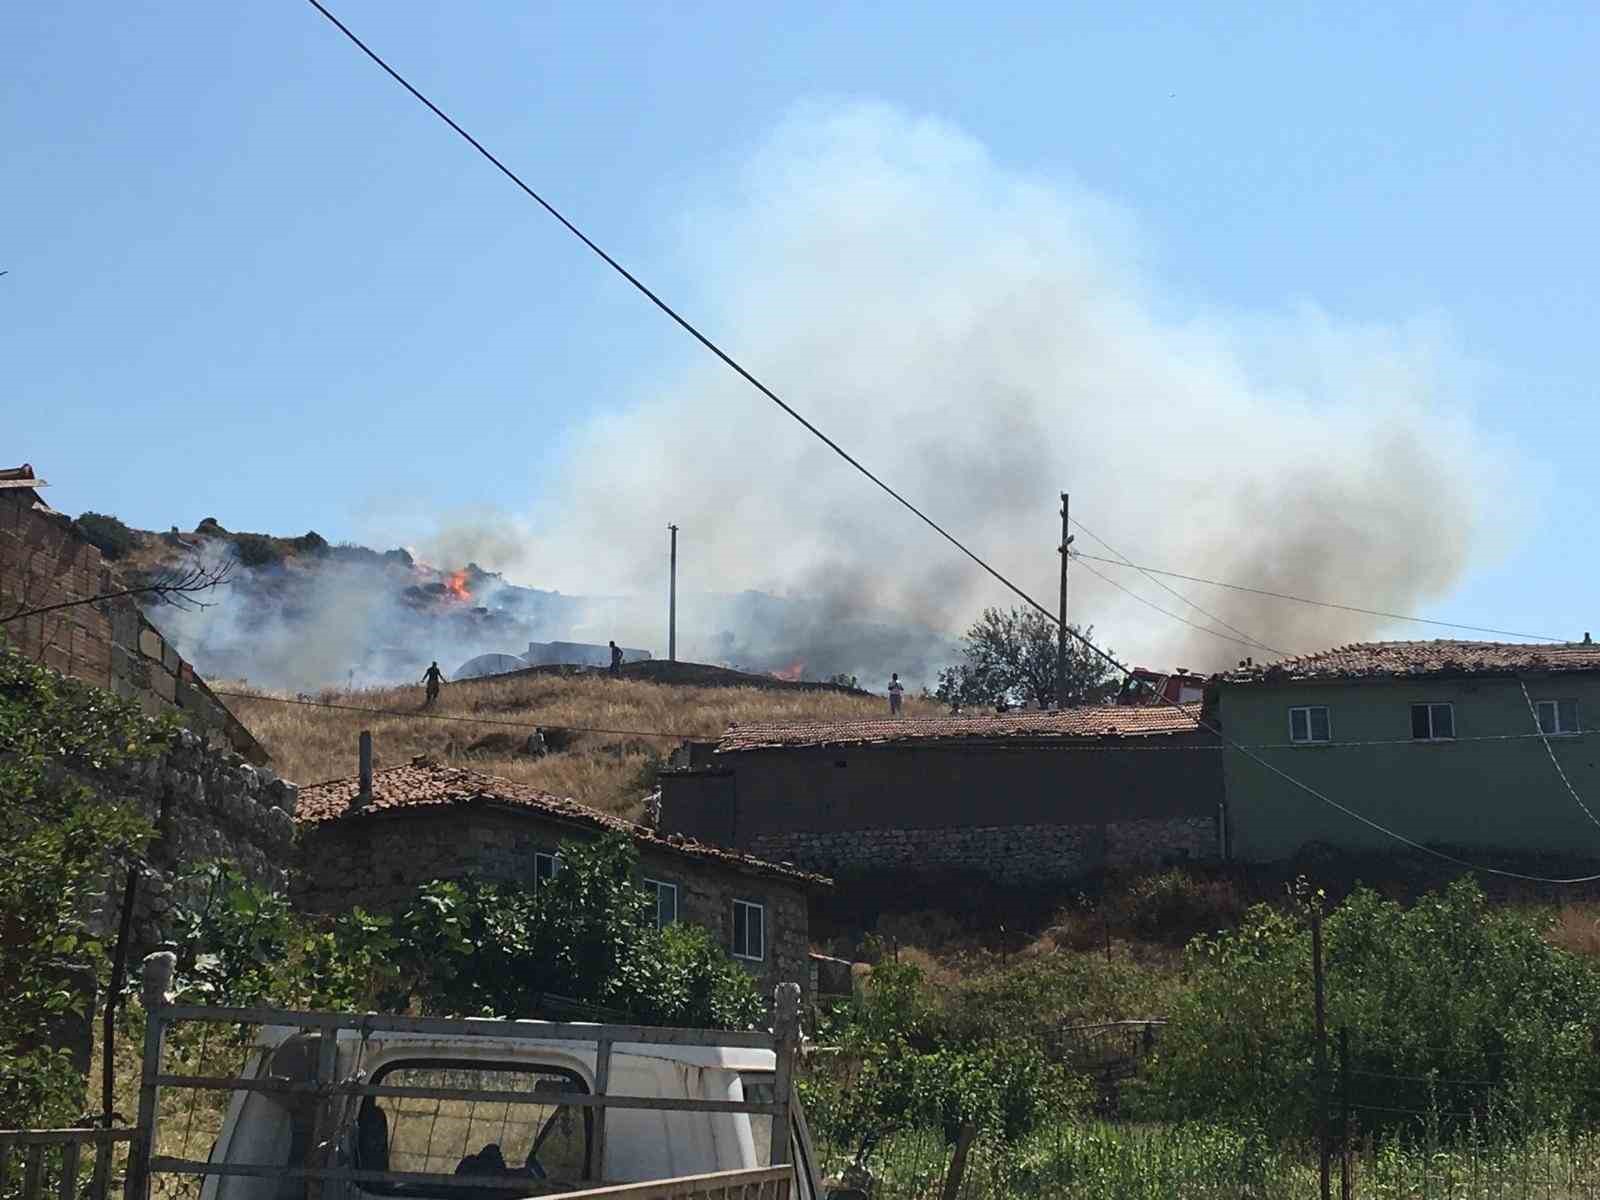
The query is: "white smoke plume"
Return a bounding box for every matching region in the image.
[156,102,1518,691]
[498,100,1515,676]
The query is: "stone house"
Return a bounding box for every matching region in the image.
[658,705,1223,887]
[1215,639,1600,862]
[0,462,265,761]
[294,757,831,1004]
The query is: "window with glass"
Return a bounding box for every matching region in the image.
[1288,705,1331,744]
[1410,703,1455,741]
[642,878,678,929]
[1536,699,1581,735]
[732,898,765,961]
[355,1060,590,1193]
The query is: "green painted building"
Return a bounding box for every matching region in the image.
[1215,640,1600,862]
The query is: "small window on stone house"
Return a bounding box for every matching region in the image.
[1536,699,1581,735]
[1288,705,1331,744]
[732,898,765,962]
[534,851,562,888]
[642,878,678,929]
[1410,702,1455,741]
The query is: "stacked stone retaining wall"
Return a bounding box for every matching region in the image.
[85,727,297,945]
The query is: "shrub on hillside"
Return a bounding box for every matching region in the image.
[803,959,1088,1156]
[1142,879,1600,1138]
[1118,869,1245,945]
[230,533,283,568]
[74,510,139,560]
[291,530,329,556]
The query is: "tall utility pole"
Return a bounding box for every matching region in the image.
[1056,492,1072,708]
[667,524,679,663]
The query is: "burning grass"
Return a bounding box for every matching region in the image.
[225,671,942,816]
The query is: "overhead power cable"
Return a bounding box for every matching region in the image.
[1070,544,1566,643]
[305,2,1600,884]
[1071,555,1288,657]
[1517,680,1600,834]
[1069,518,1285,657]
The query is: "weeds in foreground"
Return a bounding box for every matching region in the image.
[826,1122,1600,1200]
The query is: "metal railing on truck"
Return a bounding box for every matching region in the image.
[118,952,801,1200]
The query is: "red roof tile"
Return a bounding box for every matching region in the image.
[1225,640,1600,684]
[716,703,1204,751]
[296,759,830,887]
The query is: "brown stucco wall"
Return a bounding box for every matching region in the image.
[659,735,1223,884]
[295,806,814,1005]
[0,492,265,762]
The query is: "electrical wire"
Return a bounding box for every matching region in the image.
[1070,550,1567,643]
[1072,555,1289,657]
[1517,679,1600,834]
[1069,518,1284,656]
[304,2,1600,884]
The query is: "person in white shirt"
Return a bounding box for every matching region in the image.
[888,673,905,715]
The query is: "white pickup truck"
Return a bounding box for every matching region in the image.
[198,1023,826,1200]
[126,952,826,1200]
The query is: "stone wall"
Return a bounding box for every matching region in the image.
[86,727,298,945]
[749,814,1217,885]
[0,489,265,762]
[297,807,815,1005]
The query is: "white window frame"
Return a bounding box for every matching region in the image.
[642,878,678,929]
[1536,699,1581,736]
[533,851,562,888]
[731,898,766,962]
[1288,705,1332,744]
[1410,702,1456,741]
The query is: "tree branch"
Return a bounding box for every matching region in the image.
[1,559,234,625]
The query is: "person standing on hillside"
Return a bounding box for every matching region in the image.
[422,661,445,706]
[888,673,905,715]
[609,640,624,678]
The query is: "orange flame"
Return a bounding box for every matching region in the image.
[445,570,472,601]
[771,659,805,682]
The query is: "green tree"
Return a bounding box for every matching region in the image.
[169,835,765,1030]
[935,607,1117,709]
[0,643,162,1126]
[1143,878,1600,1138]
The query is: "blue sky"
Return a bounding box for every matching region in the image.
[5,3,1596,662]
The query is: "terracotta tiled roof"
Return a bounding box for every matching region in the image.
[1224,640,1600,684]
[296,758,830,887]
[716,703,1205,752]
[0,463,58,514]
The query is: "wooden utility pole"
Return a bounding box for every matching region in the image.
[667,524,678,663]
[1056,492,1072,707]
[1313,904,1331,1200]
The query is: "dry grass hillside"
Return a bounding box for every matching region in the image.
[225,667,942,817]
